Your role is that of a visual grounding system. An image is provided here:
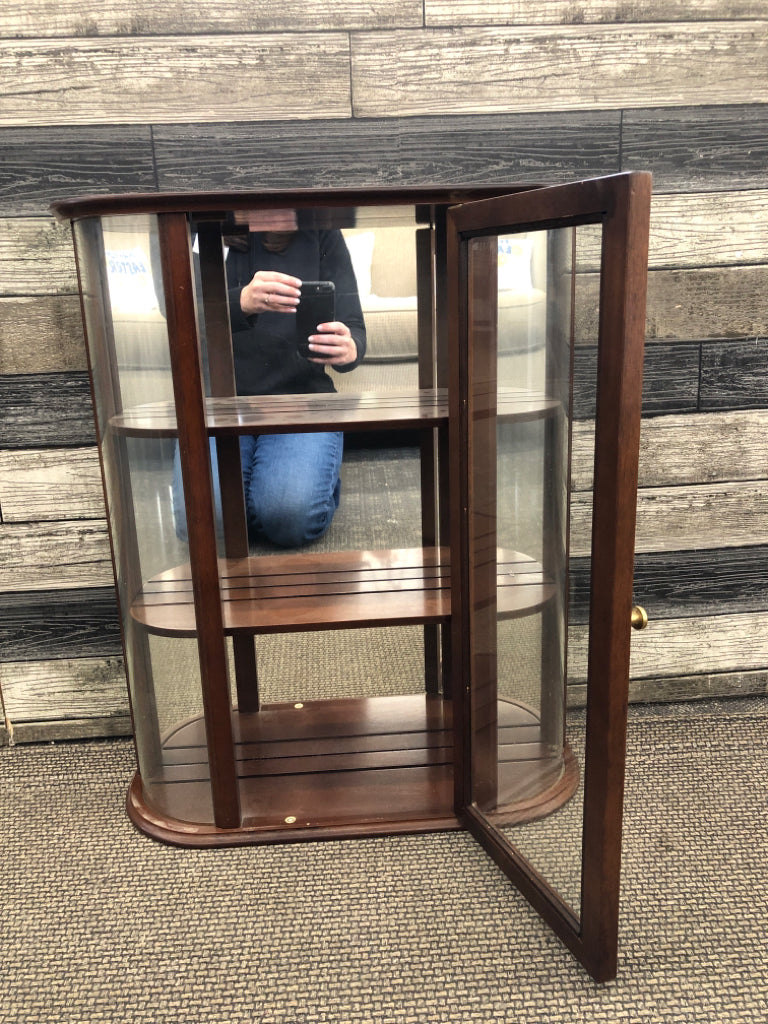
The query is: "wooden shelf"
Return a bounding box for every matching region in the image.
[130,546,555,637]
[126,694,578,847]
[111,387,558,437]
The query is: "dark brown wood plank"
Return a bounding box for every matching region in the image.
[0,372,95,448]
[0,126,155,215]
[153,111,620,191]
[700,338,768,410]
[0,587,121,662]
[621,104,768,193]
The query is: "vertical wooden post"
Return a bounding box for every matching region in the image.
[158,212,240,830]
[196,220,260,713]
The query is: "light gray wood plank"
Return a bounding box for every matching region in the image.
[0,218,76,295]
[0,35,352,126]
[351,24,768,117]
[0,448,104,522]
[568,611,768,682]
[426,2,768,25]
[573,191,768,273]
[572,410,768,491]
[648,191,768,270]
[0,656,127,724]
[577,264,768,342]
[0,296,86,373]
[0,521,113,592]
[645,265,768,339]
[0,0,419,37]
[571,480,768,557]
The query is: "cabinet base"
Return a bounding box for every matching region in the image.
[126,694,578,847]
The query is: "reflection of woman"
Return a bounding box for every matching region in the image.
[172,221,366,548]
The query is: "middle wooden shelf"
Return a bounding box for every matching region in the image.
[110,386,558,437]
[130,547,556,636]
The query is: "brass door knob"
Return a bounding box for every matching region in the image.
[630,605,649,630]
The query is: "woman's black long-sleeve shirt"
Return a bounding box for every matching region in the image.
[226,229,366,397]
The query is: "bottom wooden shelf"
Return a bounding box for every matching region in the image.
[127,694,579,847]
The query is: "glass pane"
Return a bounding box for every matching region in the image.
[469,223,603,920]
[182,204,446,829]
[74,214,216,824]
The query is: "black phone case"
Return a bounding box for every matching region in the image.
[296,281,335,357]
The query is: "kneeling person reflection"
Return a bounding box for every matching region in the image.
[172,214,366,549]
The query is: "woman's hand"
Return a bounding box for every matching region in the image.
[306,322,358,366]
[240,271,301,316]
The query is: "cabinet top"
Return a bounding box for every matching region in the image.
[50,185,535,222]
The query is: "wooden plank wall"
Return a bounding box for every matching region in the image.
[1,1,767,741]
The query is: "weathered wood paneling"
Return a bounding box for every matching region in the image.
[0,35,352,127]
[574,338,768,419]
[0,0,420,38]
[569,611,768,682]
[622,104,768,193]
[0,217,76,294]
[0,296,86,373]
[0,6,766,739]
[570,545,768,624]
[0,126,155,215]
[351,24,768,118]
[571,481,768,557]
[153,111,621,191]
[573,342,700,418]
[700,339,768,410]
[0,656,127,723]
[0,447,103,521]
[0,587,121,662]
[578,264,768,346]
[0,373,94,448]
[644,266,768,340]
[426,2,768,27]
[569,669,768,707]
[0,521,112,592]
[573,410,768,491]
[648,191,768,270]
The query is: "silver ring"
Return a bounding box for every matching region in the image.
[266,294,272,305]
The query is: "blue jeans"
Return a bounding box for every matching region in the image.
[172,431,343,548]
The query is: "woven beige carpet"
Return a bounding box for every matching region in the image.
[2,696,766,1023]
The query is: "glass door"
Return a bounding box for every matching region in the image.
[447,173,651,981]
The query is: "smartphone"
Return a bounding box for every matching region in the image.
[295,281,335,357]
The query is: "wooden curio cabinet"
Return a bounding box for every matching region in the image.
[53,173,651,981]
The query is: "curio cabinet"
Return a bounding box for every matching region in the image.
[53,172,651,981]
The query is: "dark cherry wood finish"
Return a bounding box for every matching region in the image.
[126,693,577,848]
[57,179,648,983]
[448,173,651,982]
[157,212,240,829]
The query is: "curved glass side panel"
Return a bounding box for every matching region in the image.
[73,214,215,824]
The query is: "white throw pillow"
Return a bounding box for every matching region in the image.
[343,231,376,297]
